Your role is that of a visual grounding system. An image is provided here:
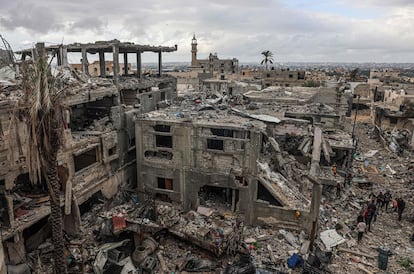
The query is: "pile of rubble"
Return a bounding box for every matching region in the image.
[21,110,412,274]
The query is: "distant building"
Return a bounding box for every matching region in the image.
[70,60,132,76]
[190,34,238,74]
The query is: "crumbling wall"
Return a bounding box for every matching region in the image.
[136,118,261,221]
[136,120,189,204]
[253,201,310,231]
[194,126,257,174]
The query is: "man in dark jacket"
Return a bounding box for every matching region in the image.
[397,198,406,221]
[383,190,392,212]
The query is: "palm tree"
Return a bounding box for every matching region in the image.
[21,43,67,273]
[260,50,274,70]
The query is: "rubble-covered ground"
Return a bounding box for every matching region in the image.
[27,110,413,274]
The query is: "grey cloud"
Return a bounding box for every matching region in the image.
[1,0,414,62]
[68,17,107,33]
[0,2,63,33]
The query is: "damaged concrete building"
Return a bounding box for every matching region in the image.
[372,88,414,154]
[190,34,239,74]
[6,35,410,274]
[135,80,355,233]
[0,40,177,268]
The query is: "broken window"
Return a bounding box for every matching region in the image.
[210,128,249,138]
[389,117,398,125]
[74,147,98,172]
[157,177,173,190]
[145,150,173,160]
[108,146,117,156]
[161,91,166,101]
[211,128,234,137]
[70,96,113,131]
[153,125,171,132]
[207,139,224,150]
[156,135,172,148]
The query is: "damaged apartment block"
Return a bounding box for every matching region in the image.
[0,40,177,268]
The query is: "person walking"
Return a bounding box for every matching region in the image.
[365,200,377,231]
[392,198,398,212]
[397,198,406,221]
[356,220,367,243]
[384,190,392,212]
[336,182,342,198]
[377,192,384,212]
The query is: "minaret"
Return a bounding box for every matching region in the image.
[191,34,198,67]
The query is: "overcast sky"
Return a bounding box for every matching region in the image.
[1,0,414,64]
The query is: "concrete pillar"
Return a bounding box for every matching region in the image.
[0,240,6,274]
[34,42,46,61]
[158,51,162,76]
[112,45,119,87]
[61,46,68,67]
[99,50,106,77]
[123,52,128,76]
[310,127,322,176]
[81,47,89,75]
[308,176,322,252]
[124,52,128,76]
[136,51,142,78]
[56,49,62,66]
[135,120,144,201]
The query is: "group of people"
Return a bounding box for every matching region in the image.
[355,190,407,243]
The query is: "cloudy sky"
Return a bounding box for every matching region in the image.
[1,0,414,64]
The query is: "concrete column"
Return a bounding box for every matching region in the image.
[81,47,89,75]
[34,42,45,61]
[310,127,322,176]
[56,49,62,66]
[0,240,6,274]
[61,46,68,67]
[99,50,106,77]
[308,175,322,252]
[112,45,119,87]
[123,52,128,76]
[136,51,142,78]
[158,51,162,76]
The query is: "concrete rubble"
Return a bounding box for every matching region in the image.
[0,38,413,274]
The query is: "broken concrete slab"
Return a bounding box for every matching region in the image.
[320,229,346,249]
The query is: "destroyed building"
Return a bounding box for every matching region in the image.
[372,89,414,154]
[190,34,239,74]
[2,35,412,273]
[135,104,313,228]
[0,40,177,268]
